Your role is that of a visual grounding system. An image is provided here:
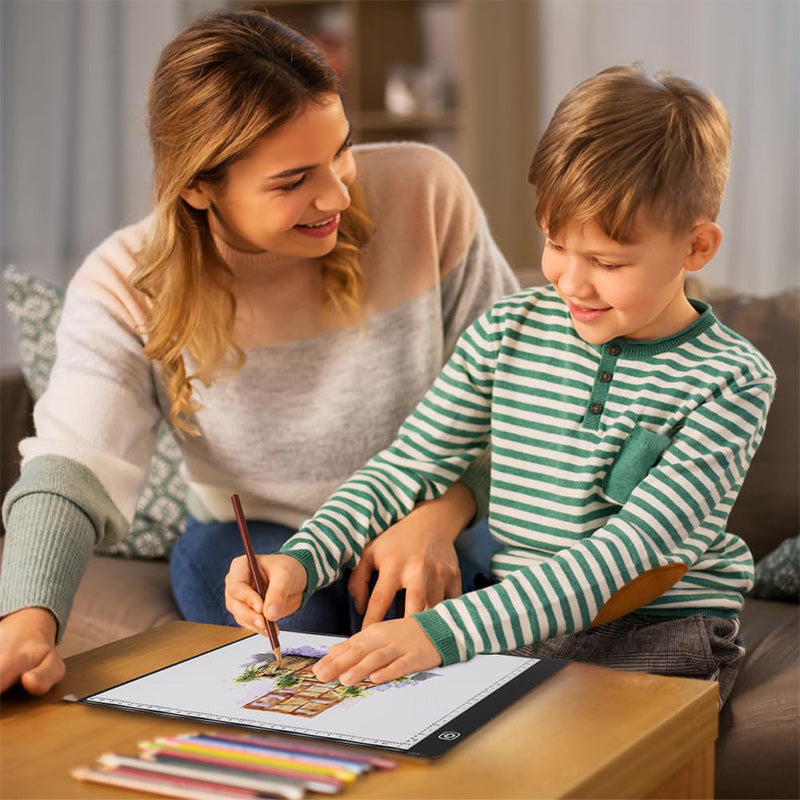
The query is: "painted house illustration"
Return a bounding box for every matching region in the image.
[243,654,376,718]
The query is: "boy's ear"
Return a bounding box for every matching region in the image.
[684,220,722,273]
[180,181,213,211]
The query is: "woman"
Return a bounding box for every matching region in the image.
[0,11,517,694]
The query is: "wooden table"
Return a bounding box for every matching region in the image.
[1,621,718,799]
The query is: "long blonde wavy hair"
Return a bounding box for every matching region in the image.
[132,11,373,435]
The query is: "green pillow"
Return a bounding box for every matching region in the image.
[2,265,187,559]
[751,535,799,603]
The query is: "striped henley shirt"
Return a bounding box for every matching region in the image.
[282,284,775,665]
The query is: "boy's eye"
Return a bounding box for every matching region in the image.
[546,239,565,252]
[277,175,307,193]
[594,259,623,271]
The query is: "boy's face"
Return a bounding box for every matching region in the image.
[541,218,698,344]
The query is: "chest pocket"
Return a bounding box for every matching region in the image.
[603,425,672,505]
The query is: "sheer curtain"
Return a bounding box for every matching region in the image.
[0,0,220,368]
[536,0,799,296]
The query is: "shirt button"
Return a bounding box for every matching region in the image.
[589,402,604,415]
[599,371,612,383]
[607,344,621,356]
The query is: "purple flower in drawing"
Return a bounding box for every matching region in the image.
[284,646,328,659]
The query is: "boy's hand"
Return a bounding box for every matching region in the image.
[312,617,442,685]
[349,484,476,627]
[225,553,307,633]
[0,607,64,695]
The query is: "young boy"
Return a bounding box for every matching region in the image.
[226,65,775,707]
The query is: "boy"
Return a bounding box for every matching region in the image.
[226,65,774,707]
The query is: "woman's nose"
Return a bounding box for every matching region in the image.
[314,165,352,213]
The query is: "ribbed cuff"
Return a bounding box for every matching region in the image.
[0,493,95,641]
[413,608,462,665]
[279,546,322,606]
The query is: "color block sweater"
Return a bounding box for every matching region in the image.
[281,285,775,665]
[0,143,519,635]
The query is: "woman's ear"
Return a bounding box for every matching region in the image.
[684,220,723,274]
[180,181,213,211]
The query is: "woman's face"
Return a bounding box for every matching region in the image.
[184,94,356,258]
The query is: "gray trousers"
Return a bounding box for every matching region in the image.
[510,613,744,708]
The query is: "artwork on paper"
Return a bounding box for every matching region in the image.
[79,631,564,757]
[235,647,439,718]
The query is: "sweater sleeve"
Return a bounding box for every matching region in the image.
[280,306,503,597]
[413,373,775,665]
[0,247,162,638]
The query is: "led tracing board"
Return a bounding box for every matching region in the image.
[79,631,565,757]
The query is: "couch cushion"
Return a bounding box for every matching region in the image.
[716,598,800,799]
[710,289,800,562]
[2,265,188,559]
[752,535,799,602]
[56,553,180,658]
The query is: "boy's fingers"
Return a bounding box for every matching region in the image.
[339,648,395,686]
[227,555,254,583]
[19,649,65,696]
[227,597,261,629]
[225,578,263,618]
[368,655,414,685]
[314,641,365,682]
[262,572,304,620]
[227,581,262,608]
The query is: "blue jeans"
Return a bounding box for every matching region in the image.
[169,515,499,635]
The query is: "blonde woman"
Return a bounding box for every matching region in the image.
[0,11,517,694]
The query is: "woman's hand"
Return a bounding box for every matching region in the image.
[0,607,64,694]
[313,617,442,685]
[225,553,308,633]
[348,482,476,628]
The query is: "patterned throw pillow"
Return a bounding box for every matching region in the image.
[751,535,800,603]
[2,265,187,559]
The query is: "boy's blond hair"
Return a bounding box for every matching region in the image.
[529,64,731,242]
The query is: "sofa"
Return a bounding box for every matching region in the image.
[1,282,798,798]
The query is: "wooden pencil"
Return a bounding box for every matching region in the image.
[71,765,260,800]
[140,748,342,794]
[231,493,282,665]
[190,731,396,770]
[98,753,306,799]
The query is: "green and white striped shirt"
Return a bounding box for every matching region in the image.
[282,285,775,665]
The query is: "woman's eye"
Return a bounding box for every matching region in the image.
[277,175,307,193]
[336,136,354,158]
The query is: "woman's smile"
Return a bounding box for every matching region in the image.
[293,213,340,238]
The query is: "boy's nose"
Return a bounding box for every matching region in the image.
[558,260,594,298]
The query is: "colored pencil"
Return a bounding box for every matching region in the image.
[183,734,369,774]
[231,493,282,665]
[71,765,265,800]
[98,753,305,799]
[149,737,356,782]
[186,731,397,770]
[140,749,343,794]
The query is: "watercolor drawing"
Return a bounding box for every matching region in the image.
[235,646,439,718]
